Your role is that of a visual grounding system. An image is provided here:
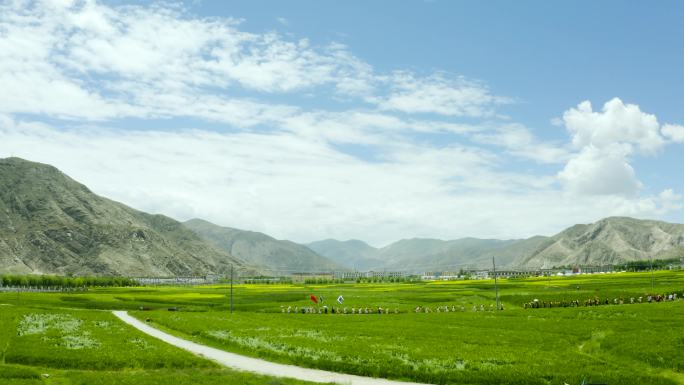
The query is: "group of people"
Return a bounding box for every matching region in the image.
[281,305,399,314]
[279,291,683,314]
[414,304,502,313]
[524,299,583,308]
[280,303,507,314]
[523,291,681,309]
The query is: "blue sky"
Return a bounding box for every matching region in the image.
[196,1,684,117]
[1,0,683,245]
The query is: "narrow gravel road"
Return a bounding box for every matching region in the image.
[113,311,428,385]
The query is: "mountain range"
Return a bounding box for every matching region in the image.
[308,236,550,271]
[1,157,683,277]
[518,217,684,268]
[310,218,684,271]
[0,157,346,276]
[184,218,346,275]
[0,157,244,276]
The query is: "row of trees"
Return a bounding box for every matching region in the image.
[0,274,136,288]
[242,277,293,284]
[355,276,421,283]
[304,276,421,284]
[614,257,682,272]
[240,276,423,285]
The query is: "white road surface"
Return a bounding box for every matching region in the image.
[112,311,429,385]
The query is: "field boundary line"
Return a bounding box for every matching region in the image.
[112,311,428,385]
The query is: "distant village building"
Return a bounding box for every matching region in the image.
[365,270,407,278]
[335,271,365,280]
[490,270,535,278]
[244,277,284,284]
[579,265,614,273]
[472,270,490,279]
[418,268,566,280]
[134,276,218,285]
[421,271,461,280]
[333,271,408,280]
[291,272,334,283]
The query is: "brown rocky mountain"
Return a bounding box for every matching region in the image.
[184,219,345,275]
[310,218,684,271]
[518,217,684,268]
[0,157,245,277]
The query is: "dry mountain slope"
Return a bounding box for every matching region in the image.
[519,217,684,268]
[184,219,346,274]
[309,237,550,272]
[306,239,383,271]
[0,157,245,276]
[374,237,550,271]
[310,217,684,271]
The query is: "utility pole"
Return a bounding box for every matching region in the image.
[650,255,655,291]
[493,257,500,310]
[230,264,234,314]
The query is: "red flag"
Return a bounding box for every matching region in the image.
[309,295,318,304]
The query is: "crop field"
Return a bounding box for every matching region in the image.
[0,270,683,385]
[0,305,319,385]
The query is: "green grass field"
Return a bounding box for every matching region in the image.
[0,305,319,385]
[1,270,682,385]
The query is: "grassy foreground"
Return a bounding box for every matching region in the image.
[0,305,318,385]
[1,270,682,385]
[139,301,684,385]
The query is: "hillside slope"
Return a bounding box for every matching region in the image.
[308,236,550,271]
[0,157,244,276]
[185,219,346,274]
[519,217,684,268]
[377,237,550,271]
[309,217,684,271]
[306,239,383,270]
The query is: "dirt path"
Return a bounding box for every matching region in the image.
[113,311,428,385]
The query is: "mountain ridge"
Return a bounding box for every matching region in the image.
[519,216,684,268]
[309,218,684,271]
[0,157,245,277]
[184,218,346,274]
[306,239,383,271]
[2,157,683,277]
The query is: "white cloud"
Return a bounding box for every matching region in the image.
[662,124,684,143]
[558,144,641,196]
[0,0,508,128]
[0,117,504,244]
[557,98,672,197]
[373,72,508,117]
[655,189,684,214]
[562,97,664,155]
[0,0,375,122]
[1,116,681,245]
[472,124,570,164]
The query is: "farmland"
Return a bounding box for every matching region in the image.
[1,271,683,385]
[0,305,317,385]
